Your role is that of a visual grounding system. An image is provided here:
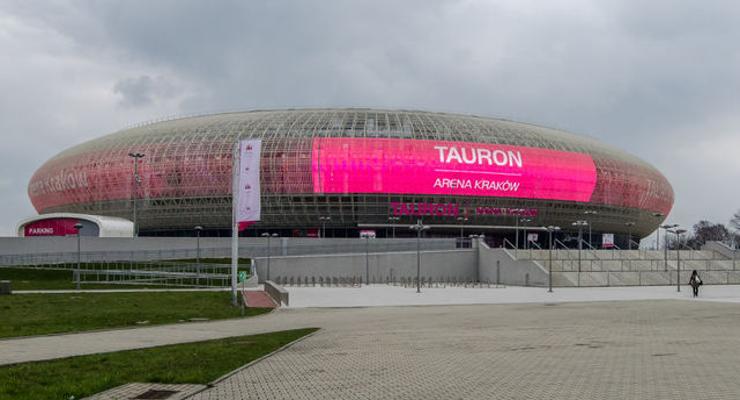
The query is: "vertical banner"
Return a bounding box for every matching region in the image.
[231,139,261,306]
[602,233,615,249]
[236,139,262,229]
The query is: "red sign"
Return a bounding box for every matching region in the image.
[24,218,80,236]
[391,202,460,217]
[313,138,597,202]
[475,207,538,217]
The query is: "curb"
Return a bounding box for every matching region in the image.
[184,328,321,398]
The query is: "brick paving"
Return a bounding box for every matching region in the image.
[191,300,740,400]
[243,290,277,308]
[85,383,206,400]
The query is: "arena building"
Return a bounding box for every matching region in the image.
[27,108,673,247]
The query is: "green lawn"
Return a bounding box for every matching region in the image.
[0,291,271,338]
[0,328,318,400]
[0,268,127,290]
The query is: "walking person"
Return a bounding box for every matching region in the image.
[689,270,703,297]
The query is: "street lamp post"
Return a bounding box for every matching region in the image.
[388,216,400,238]
[572,220,588,286]
[261,233,278,281]
[653,213,664,250]
[319,216,331,238]
[546,225,560,293]
[194,226,203,286]
[74,223,83,290]
[732,229,737,271]
[520,218,533,249]
[410,219,430,293]
[128,152,145,237]
[668,227,687,292]
[515,216,520,251]
[456,216,468,239]
[625,222,636,250]
[661,224,678,271]
[584,210,597,248]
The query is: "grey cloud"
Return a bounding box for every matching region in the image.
[1,0,740,236]
[113,75,180,108]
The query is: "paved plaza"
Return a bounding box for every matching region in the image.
[4,287,740,399]
[285,284,740,308]
[189,299,740,399]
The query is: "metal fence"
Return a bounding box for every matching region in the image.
[76,261,235,287]
[1,260,240,288]
[0,238,461,288]
[0,238,460,266]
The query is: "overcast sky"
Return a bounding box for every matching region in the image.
[1,0,739,242]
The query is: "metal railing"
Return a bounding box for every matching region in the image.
[1,260,241,288]
[77,262,235,287]
[0,238,459,267]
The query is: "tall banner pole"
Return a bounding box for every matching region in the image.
[231,139,261,306]
[231,142,240,306]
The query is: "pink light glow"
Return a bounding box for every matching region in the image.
[312,138,597,202]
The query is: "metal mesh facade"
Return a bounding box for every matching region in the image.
[28,108,673,238]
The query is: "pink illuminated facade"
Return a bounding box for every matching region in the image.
[28,109,673,241]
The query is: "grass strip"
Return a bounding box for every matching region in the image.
[0,328,318,400]
[0,268,131,290]
[0,292,271,339]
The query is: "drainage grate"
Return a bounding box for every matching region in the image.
[134,389,180,399]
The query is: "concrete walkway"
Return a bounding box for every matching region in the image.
[285,283,740,308]
[192,300,740,400]
[1,285,738,366]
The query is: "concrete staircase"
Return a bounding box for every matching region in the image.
[513,246,738,287]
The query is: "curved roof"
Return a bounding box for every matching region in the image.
[50,108,649,166]
[27,108,674,236]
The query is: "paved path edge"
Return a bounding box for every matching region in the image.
[0,308,279,350]
[183,328,322,399]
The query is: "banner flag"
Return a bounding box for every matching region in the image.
[602,233,615,248]
[235,139,262,231]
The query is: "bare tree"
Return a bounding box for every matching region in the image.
[686,220,729,248]
[731,210,740,247]
[731,210,740,231]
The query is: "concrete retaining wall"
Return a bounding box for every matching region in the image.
[0,237,458,264]
[478,244,548,287]
[264,280,289,306]
[253,249,478,284]
[550,270,740,287]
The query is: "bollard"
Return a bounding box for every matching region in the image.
[525,273,530,287]
[496,260,501,286]
[0,280,11,295]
